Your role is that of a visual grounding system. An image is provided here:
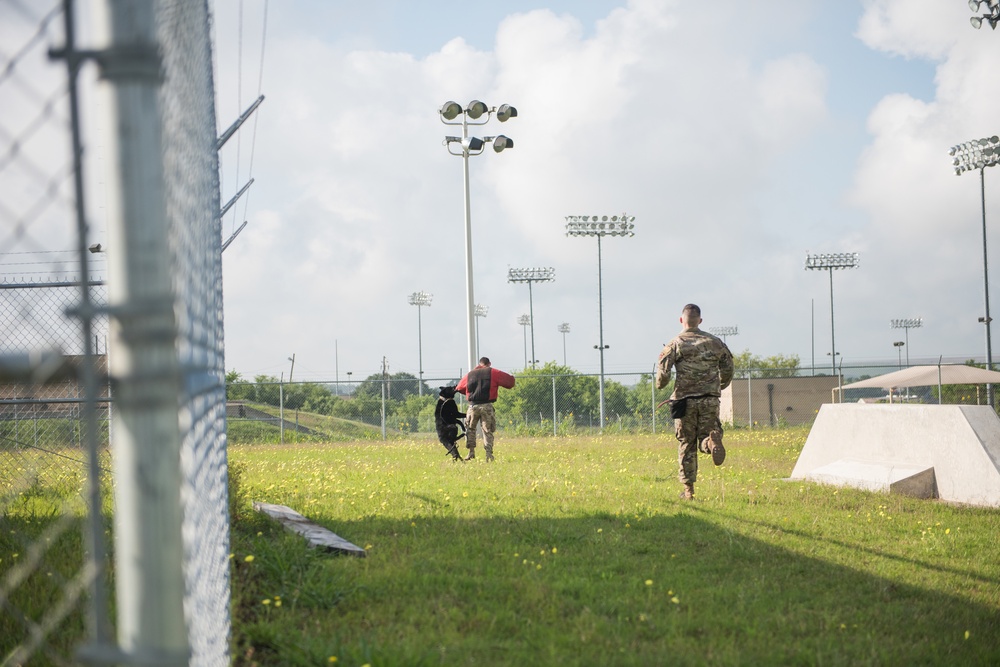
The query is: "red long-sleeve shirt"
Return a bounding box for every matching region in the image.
[456,364,516,404]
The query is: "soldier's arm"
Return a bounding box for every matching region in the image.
[655,345,675,390]
[719,344,735,390]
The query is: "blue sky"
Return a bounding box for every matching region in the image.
[203,0,1000,383]
[12,0,988,383]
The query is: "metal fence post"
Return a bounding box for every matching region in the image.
[98,0,187,660]
[747,370,753,430]
[551,374,557,436]
[651,363,656,435]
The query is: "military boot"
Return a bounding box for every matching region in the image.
[707,430,726,466]
[464,448,475,461]
[680,483,695,500]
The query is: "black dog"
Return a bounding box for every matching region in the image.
[434,385,466,460]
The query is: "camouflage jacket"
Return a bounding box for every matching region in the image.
[656,327,734,399]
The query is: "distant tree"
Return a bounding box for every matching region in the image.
[353,371,428,402]
[226,369,253,401]
[732,351,800,378]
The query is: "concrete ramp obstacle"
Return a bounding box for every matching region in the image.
[791,404,1000,507]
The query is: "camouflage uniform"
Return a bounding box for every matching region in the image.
[656,327,734,485]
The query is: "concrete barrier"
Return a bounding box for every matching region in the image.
[791,404,1000,507]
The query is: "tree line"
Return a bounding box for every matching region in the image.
[225,351,803,431]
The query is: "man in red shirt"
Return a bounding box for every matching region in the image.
[455,357,516,461]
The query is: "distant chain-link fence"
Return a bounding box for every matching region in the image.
[225,362,1000,444]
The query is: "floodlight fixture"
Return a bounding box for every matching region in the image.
[565,214,636,238]
[439,100,518,371]
[496,104,517,122]
[491,135,513,152]
[408,291,433,396]
[508,267,555,369]
[950,136,1000,175]
[969,0,1000,28]
[558,322,570,367]
[803,252,859,270]
[462,136,485,152]
[439,101,462,120]
[709,326,738,343]
[466,100,488,119]
[565,213,636,430]
[507,267,555,283]
[950,135,998,405]
[890,318,922,366]
[805,251,859,376]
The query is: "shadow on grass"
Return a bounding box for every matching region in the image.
[232,509,1000,667]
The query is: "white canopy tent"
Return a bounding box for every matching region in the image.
[842,364,1000,404]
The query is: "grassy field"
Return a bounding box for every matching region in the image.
[228,427,1000,666]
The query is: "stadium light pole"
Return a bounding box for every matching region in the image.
[805,252,859,376]
[518,314,531,370]
[439,100,517,372]
[558,322,570,367]
[408,291,433,396]
[565,214,636,431]
[969,0,1000,29]
[951,135,998,406]
[474,304,488,355]
[893,341,905,370]
[708,326,738,344]
[890,318,922,366]
[508,267,555,370]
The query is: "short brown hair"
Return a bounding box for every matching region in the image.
[682,304,701,318]
[479,356,491,366]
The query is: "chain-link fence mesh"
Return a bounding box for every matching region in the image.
[0,2,110,664]
[159,0,231,662]
[224,362,1000,445]
[3,0,231,664]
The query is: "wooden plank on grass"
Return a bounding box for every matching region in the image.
[253,501,366,557]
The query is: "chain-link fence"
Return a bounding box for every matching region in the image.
[224,362,1000,444]
[0,1,111,663]
[2,0,230,664]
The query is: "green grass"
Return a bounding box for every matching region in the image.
[229,403,402,443]
[228,427,1000,666]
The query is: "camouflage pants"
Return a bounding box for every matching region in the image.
[465,403,496,455]
[674,395,722,485]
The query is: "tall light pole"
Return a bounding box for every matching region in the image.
[287,354,295,383]
[439,100,517,372]
[969,0,1000,29]
[474,303,488,355]
[709,326,738,345]
[508,267,555,369]
[408,291,433,396]
[893,341,905,370]
[950,135,998,406]
[558,322,570,367]
[805,252,859,376]
[890,318,922,366]
[518,314,531,370]
[565,214,636,430]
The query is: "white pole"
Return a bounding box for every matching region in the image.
[462,119,477,373]
[99,0,186,658]
[597,235,606,432]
